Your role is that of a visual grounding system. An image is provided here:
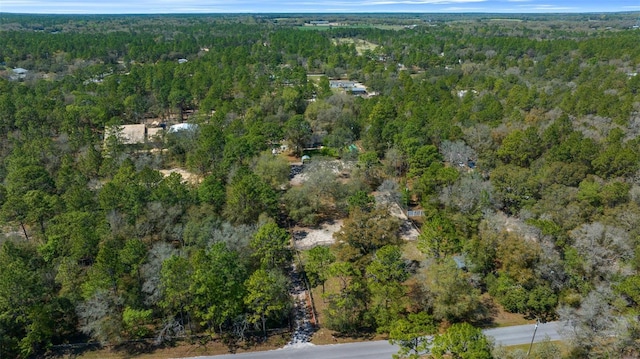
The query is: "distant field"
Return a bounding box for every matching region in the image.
[489,18,524,22]
[299,24,406,31]
[332,38,378,55]
[374,25,407,30]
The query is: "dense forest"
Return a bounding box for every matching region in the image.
[1,12,640,359]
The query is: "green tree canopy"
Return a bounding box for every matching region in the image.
[333,206,402,269]
[431,322,493,359]
[250,220,292,269]
[389,312,437,359]
[244,268,291,337]
[224,172,277,225]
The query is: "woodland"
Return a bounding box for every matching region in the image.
[1,12,640,359]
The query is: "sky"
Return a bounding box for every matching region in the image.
[1,0,639,14]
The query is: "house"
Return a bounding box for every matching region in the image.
[349,87,367,95]
[330,80,356,89]
[10,67,28,80]
[147,127,164,141]
[105,124,147,145]
[329,80,369,96]
[104,122,174,146]
[120,124,146,144]
[12,68,28,75]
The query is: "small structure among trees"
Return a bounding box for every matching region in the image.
[105,124,147,145]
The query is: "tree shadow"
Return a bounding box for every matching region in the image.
[331,328,377,341]
[473,296,499,328]
[115,340,157,357]
[45,342,102,359]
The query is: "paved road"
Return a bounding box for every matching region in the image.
[192,341,400,359]
[485,321,564,346]
[191,321,565,359]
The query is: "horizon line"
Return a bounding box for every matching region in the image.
[2,10,639,15]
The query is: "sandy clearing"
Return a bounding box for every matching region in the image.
[375,192,420,241]
[292,220,344,250]
[291,203,419,250]
[289,160,349,186]
[159,168,200,184]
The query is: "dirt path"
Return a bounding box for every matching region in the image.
[285,264,316,349]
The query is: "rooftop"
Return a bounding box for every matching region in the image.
[105,124,146,145]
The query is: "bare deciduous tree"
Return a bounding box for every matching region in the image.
[559,286,618,358]
[384,147,406,177]
[210,222,256,253]
[142,242,177,306]
[439,140,477,166]
[76,290,124,345]
[439,173,492,214]
[569,222,632,282]
[463,124,495,155]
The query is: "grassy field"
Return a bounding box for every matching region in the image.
[332,38,378,55]
[300,24,406,31]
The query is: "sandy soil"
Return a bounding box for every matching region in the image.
[292,220,344,250]
[291,203,419,250]
[289,160,348,187]
[375,192,420,241]
[398,216,420,241]
[159,168,200,184]
[289,160,418,249]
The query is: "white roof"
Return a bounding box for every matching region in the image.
[168,123,197,133]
